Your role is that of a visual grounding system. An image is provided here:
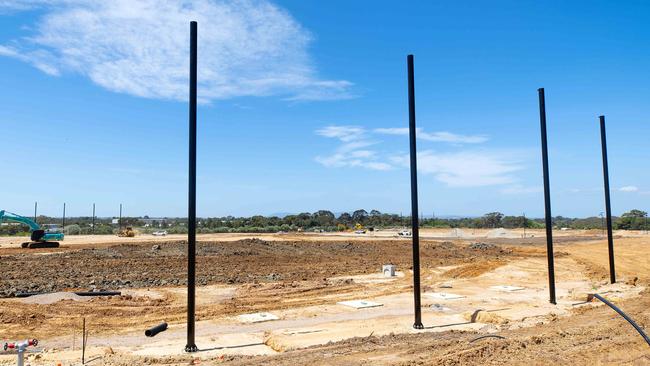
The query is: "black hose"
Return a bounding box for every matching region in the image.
[593,293,650,346]
[469,334,505,343]
[145,322,168,337]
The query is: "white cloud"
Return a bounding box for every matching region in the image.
[391,150,522,187]
[373,127,409,135]
[315,126,366,142]
[0,0,353,102]
[314,153,390,171]
[620,186,639,192]
[373,127,487,144]
[315,125,517,179]
[314,125,389,170]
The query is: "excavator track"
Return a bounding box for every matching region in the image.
[22,241,60,249]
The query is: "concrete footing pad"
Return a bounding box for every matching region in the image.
[337,300,383,309]
[425,292,466,300]
[490,285,525,292]
[237,312,280,323]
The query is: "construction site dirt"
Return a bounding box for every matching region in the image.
[0,230,648,365]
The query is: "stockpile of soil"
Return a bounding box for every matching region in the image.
[0,239,511,297]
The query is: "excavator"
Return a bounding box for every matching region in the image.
[0,210,63,248]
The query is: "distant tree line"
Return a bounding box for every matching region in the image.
[1,209,648,236]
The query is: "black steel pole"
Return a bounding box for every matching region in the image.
[599,115,616,283]
[34,201,37,223]
[92,203,95,235]
[185,20,198,353]
[62,203,66,230]
[119,204,122,230]
[407,54,423,329]
[538,88,556,305]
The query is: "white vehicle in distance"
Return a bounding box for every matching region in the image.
[398,230,412,237]
[152,230,168,236]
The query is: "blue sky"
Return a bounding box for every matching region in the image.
[1,0,649,218]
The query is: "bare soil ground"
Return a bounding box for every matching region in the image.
[212,292,650,366]
[0,238,511,340]
[0,238,510,298]
[1,232,649,365]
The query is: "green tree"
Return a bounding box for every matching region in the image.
[352,209,368,223]
[615,209,647,230]
[482,212,504,228]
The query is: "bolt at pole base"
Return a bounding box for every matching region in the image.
[413,323,424,330]
[185,344,198,353]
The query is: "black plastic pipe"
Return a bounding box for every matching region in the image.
[407,54,423,329]
[14,291,121,298]
[74,291,121,297]
[538,88,556,304]
[185,20,198,354]
[145,322,168,337]
[599,116,616,284]
[593,294,649,346]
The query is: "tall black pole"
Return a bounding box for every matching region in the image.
[34,201,37,223]
[599,115,616,283]
[92,203,96,235]
[538,88,556,304]
[407,54,423,329]
[119,204,122,230]
[62,203,66,230]
[185,20,198,353]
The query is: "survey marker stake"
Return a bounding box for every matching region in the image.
[538,88,556,305]
[185,20,199,353]
[599,115,616,284]
[407,55,424,329]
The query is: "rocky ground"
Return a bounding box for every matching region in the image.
[0,238,511,297]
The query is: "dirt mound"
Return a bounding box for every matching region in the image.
[469,242,496,250]
[19,292,89,305]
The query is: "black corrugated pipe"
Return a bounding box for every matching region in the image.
[74,291,121,297]
[145,322,168,337]
[592,293,650,346]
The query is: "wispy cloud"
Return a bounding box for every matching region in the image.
[315,125,522,183]
[315,126,366,142]
[0,0,353,102]
[314,125,389,170]
[619,185,639,192]
[374,127,488,144]
[391,150,522,187]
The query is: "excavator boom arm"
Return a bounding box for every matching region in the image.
[0,210,41,231]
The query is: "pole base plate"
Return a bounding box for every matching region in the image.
[185,344,198,353]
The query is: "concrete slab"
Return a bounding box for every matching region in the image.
[424,292,466,300]
[337,300,383,309]
[237,312,280,323]
[129,333,276,357]
[490,285,525,292]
